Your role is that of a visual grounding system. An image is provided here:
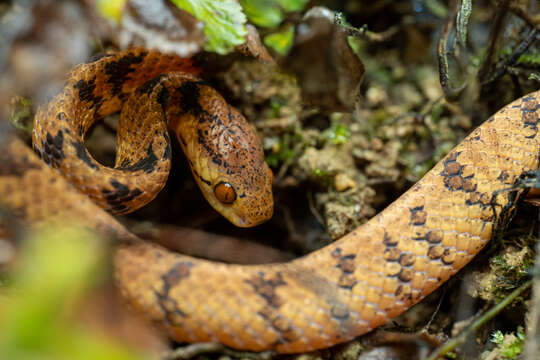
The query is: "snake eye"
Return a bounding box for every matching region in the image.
[214,182,237,204]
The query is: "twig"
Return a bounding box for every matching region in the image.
[456,0,472,47]
[426,280,532,360]
[307,189,326,227]
[437,0,467,100]
[508,3,540,28]
[510,73,523,98]
[477,0,511,84]
[482,28,540,86]
[487,0,540,28]
[335,12,410,42]
[162,343,274,360]
[425,286,447,330]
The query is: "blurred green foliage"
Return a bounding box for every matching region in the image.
[240,0,307,28]
[501,46,540,66]
[0,225,145,360]
[171,0,248,54]
[241,0,307,55]
[240,0,282,28]
[96,0,126,21]
[97,0,247,55]
[96,0,312,56]
[490,327,525,359]
[313,168,332,187]
[265,133,301,168]
[323,123,351,145]
[263,25,294,56]
[9,96,33,136]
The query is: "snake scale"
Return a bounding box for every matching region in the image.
[0,49,539,354]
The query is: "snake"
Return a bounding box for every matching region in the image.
[0,48,539,354]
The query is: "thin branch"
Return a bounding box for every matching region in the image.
[437,0,466,100]
[163,343,274,360]
[488,0,540,28]
[335,12,411,42]
[477,0,511,83]
[508,3,540,28]
[482,28,540,86]
[427,280,532,360]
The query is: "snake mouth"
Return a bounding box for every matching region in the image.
[231,214,258,228]
[235,216,250,228]
[227,206,274,228]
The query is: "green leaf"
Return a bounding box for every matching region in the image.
[263,25,294,55]
[239,0,308,28]
[240,0,283,27]
[96,0,126,22]
[490,330,504,344]
[277,0,309,12]
[324,123,351,145]
[171,0,248,54]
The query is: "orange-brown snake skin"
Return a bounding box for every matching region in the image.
[0,49,539,353]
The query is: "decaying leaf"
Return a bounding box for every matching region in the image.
[118,0,205,57]
[284,7,365,111]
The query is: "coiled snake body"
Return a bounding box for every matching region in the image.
[0,49,539,353]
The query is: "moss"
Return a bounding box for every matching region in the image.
[468,246,533,302]
[401,151,435,179]
[323,123,351,145]
[9,96,34,136]
[313,168,331,187]
[265,133,301,168]
[487,327,525,359]
[268,97,287,118]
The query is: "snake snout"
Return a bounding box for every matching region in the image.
[228,191,274,228]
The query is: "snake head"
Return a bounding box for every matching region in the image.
[171,85,274,228]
